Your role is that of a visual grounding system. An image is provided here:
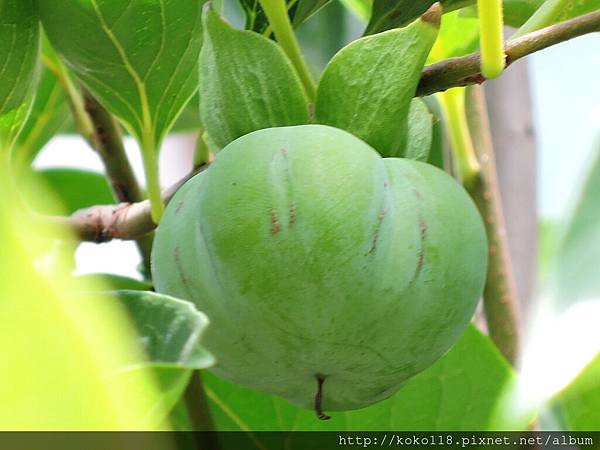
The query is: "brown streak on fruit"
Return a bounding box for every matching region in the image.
[174,201,184,215]
[173,246,195,299]
[410,216,427,285]
[368,208,387,255]
[314,375,331,421]
[271,210,282,234]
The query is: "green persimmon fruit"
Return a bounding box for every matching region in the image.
[152,125,487,414]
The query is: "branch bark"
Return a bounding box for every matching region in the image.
[465,85,521,364]
[417,8,600,96]
[43,167,204,243]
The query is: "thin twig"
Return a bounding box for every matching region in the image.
[42,166,205,243]
[417,8,600,96]
[465,85,521,364]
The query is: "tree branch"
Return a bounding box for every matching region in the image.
[465,85,521,364]
[417,9,600,97]
[43,167,205,243]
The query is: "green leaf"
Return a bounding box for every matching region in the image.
[114,290,215,423]
[315,12,439,157]
[404,98,433,161]
[365,0,473,35]
[13,66,71,170]
[0,173,168,430]
[552,140,600,306]
[423,96,445,169]
[291,0,331,27]
[38,0,206,220]
[0,0,40,150]
[517,0,600,35]
[239,0,330,33]
[552,354,600,431]
[200,8,309,149]
[428,9,480,63]
[460,0,544,28]
[115,290,214,372]
[202,325,518,432]
[23,168,115,215]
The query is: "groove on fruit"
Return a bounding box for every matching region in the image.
[314,375,331,421]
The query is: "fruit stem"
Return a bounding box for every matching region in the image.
[258,0,317,102]
[314,375,331,421]
[478,0,506,79]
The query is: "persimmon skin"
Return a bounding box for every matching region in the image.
[152,125,487,411]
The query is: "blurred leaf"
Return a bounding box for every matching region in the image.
[552,140,600,306]
[0,0,40,151]
[202,325,518,433]
[200,8,309,149]
[339,0,372,22]
[428,10,480,64]
[171,97,202,133]
[0,173,170,431]
[13,67,70,170]
[76,274,152,292]
[517,0,600,35]
[239,0,330,33]
[297,0,350,77]
[460,0,544,27]
[24,168,115,215]
[365,0,474,35]
[552,353,600,431]
[292,0,332,27]
[315,13,439,157]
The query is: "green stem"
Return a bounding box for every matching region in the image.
[259,0,316,101]
[514,0,580,37]
[478,0,505,79]
[437,87,481,191]
[140,131,164,223]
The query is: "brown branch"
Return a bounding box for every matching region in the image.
[80,91,154,274]
[44,167,205,243]
[465,86,521,365]
[417,8,600,97]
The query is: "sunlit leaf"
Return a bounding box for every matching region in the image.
[0,174,170,431]
[553,354,600,431]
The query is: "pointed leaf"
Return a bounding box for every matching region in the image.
[0,0,40,150]
[201,325,519,432]
[37,0,204,146]
[200,8,309,149]
[315,10,439,157]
